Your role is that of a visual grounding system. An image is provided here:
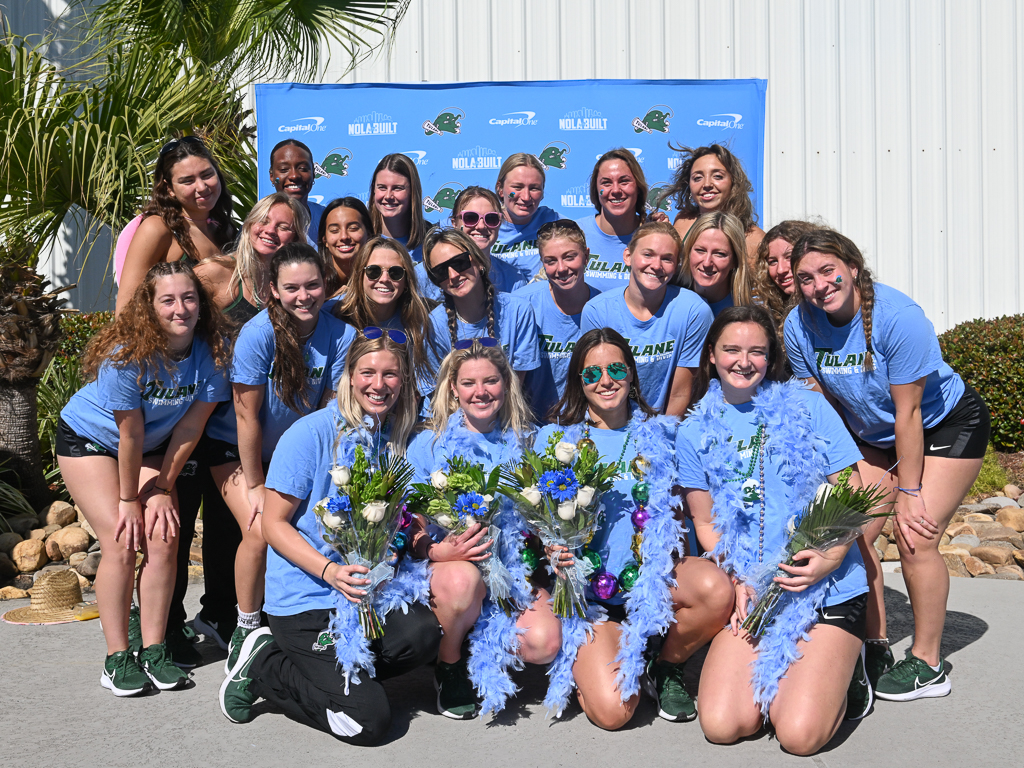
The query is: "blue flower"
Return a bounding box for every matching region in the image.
[454,491,486,520]
[326,495,352,515]
[540,468,579,503]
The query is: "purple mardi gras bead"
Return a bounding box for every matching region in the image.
[591,570,619,601]
[399,506,413,530]
[631,506,651,530]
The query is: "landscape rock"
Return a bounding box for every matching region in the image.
[945,523,976,539]
[950,534,981,550]
[964,556,995,576]
[883,543,901,562]
[44,536,63,561]
[939,533,951,546]
[938,546,971,559]
[49,527,91,559]
[194,518,203,536]
[0,531,24,556]
[189,545,203,564]
[11,539,48,573]
[881,517,894,538]
[34,563,70,581]
[873,535,888,556]
[87,541,101,553]
[1003,484,1022,500]
[977,526,1024,549]
[79,516,97,541]
[943,553,969,577]
[964,513,995,523]
[995,565,1024,580]
[995,507,1024,532]
[1014,550,1024,569]
[42,501,76,527]
[28,528,47,541]
[68,552,88,568]
[8,516,39,536]
[0,552,18,580]
[0,586,28,600]
[958,503,996,515]
[75,551,101,578]
[970,545,1014,567]
[10,574,33,590]
[187,564,204,584]
[73,570,91,591]
[979,496,1019,509]
[41,524,61,538]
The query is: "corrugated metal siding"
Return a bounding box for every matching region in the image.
[13,1,1022,329]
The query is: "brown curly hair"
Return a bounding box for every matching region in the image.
[83,261,230,384]
[663,143,759,232]
[751,220,821,338]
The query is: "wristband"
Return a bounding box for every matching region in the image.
[896,485,922,497]
[153,485,173,496]
[119,494,140,503]
[321,561,332,581]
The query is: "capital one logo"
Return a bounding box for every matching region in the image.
[278,116,327,134]
[489,111,539,127]
[697,113,744,130]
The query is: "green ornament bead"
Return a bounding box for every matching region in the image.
[522,548,539,572]
[582,550,603,571]
[619,563,640,591]
[631,481,650,505]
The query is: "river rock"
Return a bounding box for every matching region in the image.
[42,501,76,527]
[44,536,64,561]
[88,541,101,553]
[980,496,1019,509]
[194,518,203,536]
[1003,484,1022,500]
[950,534,981,550]
[1013,550,1024,568]
[938,546,971,559]
[75,551,101,578]
[0,552,18,580]
[995,507,1024,532]
[959,503,996,515]
[187,564,204,584]
[964,513,995,523]
[11,539,48,572]
[28,528,46,541]
[883,543,901,561]
[996,565,1024,580]
[970,544,1014,566]
[0,586,29,600]
[873,535,888,557]
[34,563,70,581]
[41,524,61,538]
[946,522,976,539]
[68,552,88,568]
[0,531,23,556]
[977,526,1024,549]
[73,570,91,591]
[79,516,97,541]
[964,556,995,576]
[881,517,895,538]
[8,516,38,536]
[49,526,91,559]
[10,574,33,590]
[944,553,969,577]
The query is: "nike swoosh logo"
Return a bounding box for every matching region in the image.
[914,673,942,689]
[103,669,115,682]
[929,444,951,451]
[821,611,842,620]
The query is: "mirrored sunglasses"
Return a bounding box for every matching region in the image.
[362,326,408,345]
[580,362,629,385]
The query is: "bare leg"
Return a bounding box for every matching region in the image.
[211,462,266,615]
[697,629,764,744]
[135,460,180,646]
[659,557,734,664]
[855,448,897,641]
[516,588,561,665]
[573,620,640,730]
[429,560,485,663]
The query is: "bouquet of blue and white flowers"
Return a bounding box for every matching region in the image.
[313,445,414,638]
[500,432,619,618]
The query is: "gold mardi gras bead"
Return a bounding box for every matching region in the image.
[630,455,650,479]
[631,533,644,564]
[577,438,597,453]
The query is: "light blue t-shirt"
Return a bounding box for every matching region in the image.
[391,234,424,264]
[575,214,634,294]
[426,292,541,381]
[784,283,965,447]
[675,387,867,608]
[205,308,354,460]
[707,293,734,317]
[414,255,527,304]
[306,200,325,246]
[406,418,527,484]
[580,286,713,413]
[514,281,600,422]
[492,206,561,283]
[61,338,229,454]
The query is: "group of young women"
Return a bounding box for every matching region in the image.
[60,134,988,755]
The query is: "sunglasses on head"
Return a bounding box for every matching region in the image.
[363,264,406,282]
[458,211,502,229]
[362,326,407,345]
[160,135,205,156]
[427,250,474,285]
[580,362,629,385]
[454,337,499,350]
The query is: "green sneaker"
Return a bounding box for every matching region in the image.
[225,624,259,675]
[100,650,151,697]
[845,644,874,720]
[220,627,274,724]
[875,648,951,701]
[138,642,189,691]
[128,604,142,655]
[433,658,477,720]
[643,659,697,722]
[865,641,895,688]
[166,622,202,669]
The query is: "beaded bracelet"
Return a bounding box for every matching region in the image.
[153,485,173,496]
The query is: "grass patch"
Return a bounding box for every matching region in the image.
[970,444,1010,496]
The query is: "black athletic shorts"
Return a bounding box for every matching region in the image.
[857,383,990,461]
[815,592,868,640]
[55,417,169,459]
[194,433,241,468]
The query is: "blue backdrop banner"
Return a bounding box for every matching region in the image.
[255,78,766,224]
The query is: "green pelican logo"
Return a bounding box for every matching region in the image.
[632,104,673,134]
[315,148,352,179]
[424,182,464,214]
[423,107,464,136]
[537,141,570,170]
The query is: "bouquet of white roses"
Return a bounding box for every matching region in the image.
[313,444,414,638]
[407,456,519,614]
[500,432,619,618]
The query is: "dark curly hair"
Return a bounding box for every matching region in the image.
[662,143,758,232]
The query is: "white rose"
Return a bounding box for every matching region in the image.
[322,513,343,529]
[436,514,454,529]
[557,500,577,520]
[464,515,476,526]
[430,470,449,490]
[554,441,577,465]
[521,486,542,506]
[786,515,797,535]
[814,482,833,505]
[361,501,387,524]
[329,465,351,487]
[576,486,596,508]
[482,494,494,504]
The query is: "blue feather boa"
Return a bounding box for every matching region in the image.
[691,379,831,714]
[427,410,535,715]
[543,410,684,717]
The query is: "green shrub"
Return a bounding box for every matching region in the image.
[939,314,1024,452]
[57,310,112,361]
[969,445,1010,497]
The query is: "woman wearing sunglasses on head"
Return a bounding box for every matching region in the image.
[491,153,561,283]
[414,187,528,302]
[539,328,733,728]
[581,221,713,416]
[423,228,540,391]
[405,341,561,719]
[203,244,356,669]
[116,136,235,314]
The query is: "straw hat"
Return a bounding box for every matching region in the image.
[3,569,83,625]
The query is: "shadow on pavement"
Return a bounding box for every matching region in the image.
[882,585,988,655]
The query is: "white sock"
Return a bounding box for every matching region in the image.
[237,606,261,630]
[929,661,941,672]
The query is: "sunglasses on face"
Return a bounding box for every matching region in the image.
[160,135,205,156]
[580,362,629,385]
[427,251,474,285]
[362,326,408,345]
[454,337,499,350]
[458,211,502,229]
[363,264,406,282]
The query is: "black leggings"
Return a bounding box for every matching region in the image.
[251,603,441,746]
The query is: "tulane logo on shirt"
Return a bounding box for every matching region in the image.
[492,239,538,256]
[619,337,675,363]
[814,347,866,375]
[586,255,629,278]
[142,381,199,406]
[540,335,576,359]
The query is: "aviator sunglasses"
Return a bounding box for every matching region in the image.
[363,264,407,282]
[580,362,629,385]
[458,211,502,229]
[427,250,474,285]
[363,326,408,344]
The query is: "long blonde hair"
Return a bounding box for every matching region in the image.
[680,211,752,306]
[334,334,418,456]
[228,193,309,301]
[428,341,533,442]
